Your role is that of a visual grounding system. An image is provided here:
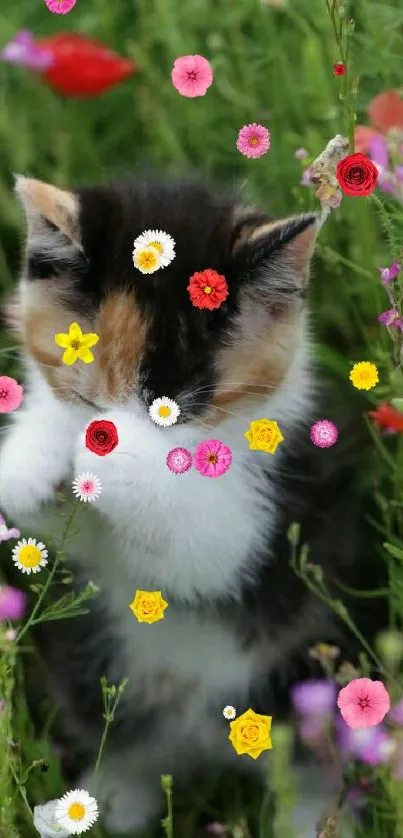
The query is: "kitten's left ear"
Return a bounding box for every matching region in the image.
[14,175,82,252]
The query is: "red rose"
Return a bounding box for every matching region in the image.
[333,63,346,76]
[336,153,378,197]
[85,420,119,456]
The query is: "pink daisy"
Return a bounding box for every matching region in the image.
[194,439,232,478]
[310,419,338,448]
[44,0,77,13]
[236,123,271,159]
[171,55,213,98]
[166,447,193,474]
[72,472,102,503]
[337,678,391,729]
[0,376,24,413]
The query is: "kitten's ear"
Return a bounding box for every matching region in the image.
[14,175,83,266]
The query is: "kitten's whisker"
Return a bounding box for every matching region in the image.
[190,380,280,395]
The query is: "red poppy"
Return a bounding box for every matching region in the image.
[368,403,403,433]
[187,269,228,310]
[355,90,403,154]
[85,419,119,456]
[333,63,346,77]
[336,153,378,196]
[36,33,136,97]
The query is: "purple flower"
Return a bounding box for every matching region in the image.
[291,679,337,716]
[378,308,403,329]
[300,167,313,186]
[206,824,227,836]
[1,31,54,72]
[389,698,403,726]
[378,262,401,285]
[0,586,27,621]
[295,147,309,160]
[336,718,394,765]
[298,714,328,745]
[0,513,20,543]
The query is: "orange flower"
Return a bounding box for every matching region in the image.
[355,90,403,153]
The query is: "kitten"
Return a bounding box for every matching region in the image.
[0,174,374,836]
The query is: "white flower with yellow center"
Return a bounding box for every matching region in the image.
[133,229,176,269]
[149,397,180,427]
[223,705,236,720]
[12,538,48,575]
[55,789,98,835]
[132,244,161,274]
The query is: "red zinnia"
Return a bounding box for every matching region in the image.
[336,153,378,197]
[368,402,403,433]
[187,269,228,310]
[36,33,136,97]
[333,63,346,76]
[85,419,119,456]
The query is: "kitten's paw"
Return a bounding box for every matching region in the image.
[0,430,70,519]
[79,767,160,834]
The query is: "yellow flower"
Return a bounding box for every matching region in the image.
[129,590,168,624]
[54,322,99,366]
[244,418,284,454]
[349,361,379,391]
[229,708,272,759]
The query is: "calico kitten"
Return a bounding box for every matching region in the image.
[0,175,375,836]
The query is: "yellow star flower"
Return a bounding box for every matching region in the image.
[349,361,379,391]
[54,322,99,366]
[129,590,168,624]
[229,708,272,759]
[244,419,284,454]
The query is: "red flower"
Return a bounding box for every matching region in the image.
[336,153,378,196]
[35,33,136,97]
[368,403,403,433]
[333,63,346,76]
[85,420,119,456]
[187,269,228,310]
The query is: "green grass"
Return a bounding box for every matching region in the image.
[2,0,403,836]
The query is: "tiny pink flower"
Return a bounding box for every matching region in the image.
[300,166,313,186]
[1,31,54,71]
[44,0,77,13]
[310,420,338,448]
[72,472,102,503]
[166,447,192,474]
[337,677,391,729]
[171,54,213,98]
[0,586,27,621]
[378,262,400,285]
[194,439,232,478]
[206,824,228,836]
[294,147,309,160]
[0,514,20,543]
[5,629,16,641]
[0,376,24,413]
[236,123,271,159]
[378,308,403,329]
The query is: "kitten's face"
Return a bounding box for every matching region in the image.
[10,176,317,424]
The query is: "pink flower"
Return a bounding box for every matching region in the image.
[171,55,213,98]
[1,31,54,71]
[300,166,313,186]
[378,262,401,284]
[336,718,394,765]
[0,514,20,543]
[0,376,24,413]
[0,586,27,621]
[389,698,403,726]
[294,147,309,160]
[194,439,232,478]
[378,308,403,329]
[166,447,192,474]
[310,419,338,448]
[236,123,271,158]
[72,472,102,502]
[44,0,77,13]
[337,678,391,729]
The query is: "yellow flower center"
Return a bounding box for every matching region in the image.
[249,137,259,145]
[67,803,86,820]
[203,285,212,294]
[246,724,260,741]
[138,250,158,269]
[149,241,163,253]
[141,599,155,613]
[70,339,82,351]
[206,453,218,464]
[158,405,171,417]
[18,545,42,569]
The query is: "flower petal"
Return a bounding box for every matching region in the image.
[369,135,389,170]
[54,333,70,348]
[81,333,99,348]
[62,347,78,365]
[77,347,95,363]
[68,322,83,341]
[368,90,403,134]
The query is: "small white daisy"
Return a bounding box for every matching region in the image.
[133,229,176,269]
[72,472,102,503]
[55,789,98,835]
[223,705,236,720]
[149,396,180,427]
[12,538,48,575]
[132,245,161,274]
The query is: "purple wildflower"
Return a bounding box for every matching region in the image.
[378,308,403,329]
[0,586,27,621]
[300,167,313,186]
[1,31,54,72]
[388,698,403,726]
[336,718,394,765]
[378,262,400,285]
[295,147,309,160]
[291,679,337,716]
[0,513,20,543]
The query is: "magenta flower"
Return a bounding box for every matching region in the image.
[336,718,394,765]
[0,513,20,543]
[171,55,213,98]
[310,419,338,448]
[378,308,403,329]
[378,262,401,284]
[291,679,337,716]
[1,31,53,71]
[337,678,391,729]
[0,376,24,413]
[193,439,232,478]
[294,147,309,160]
[300,166,313,186]
[236,123,271,159]
[44,0,77,12]
[0,586,27,621]
[166,447,192,474]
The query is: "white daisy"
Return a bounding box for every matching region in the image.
[223,705,236,720]
[149,397,180,427]
[72,472,102,503]
[133,229,176,269]
[12,538,48,575]
[132,245,161,274]
[55,789,98,835]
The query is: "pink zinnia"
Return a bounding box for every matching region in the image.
[310,419,338,448]
[0,376,24,413]
[0,585,27,621]
[236,123,271,159]
[194,439,232,478]
[166,447,192,474]
[171,54,213,98]
[44,0,77,13]
[337,677,391,729]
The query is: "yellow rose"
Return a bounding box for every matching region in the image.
[229,708,272,759]
[129,590,168,624]
[244,419,284,454]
